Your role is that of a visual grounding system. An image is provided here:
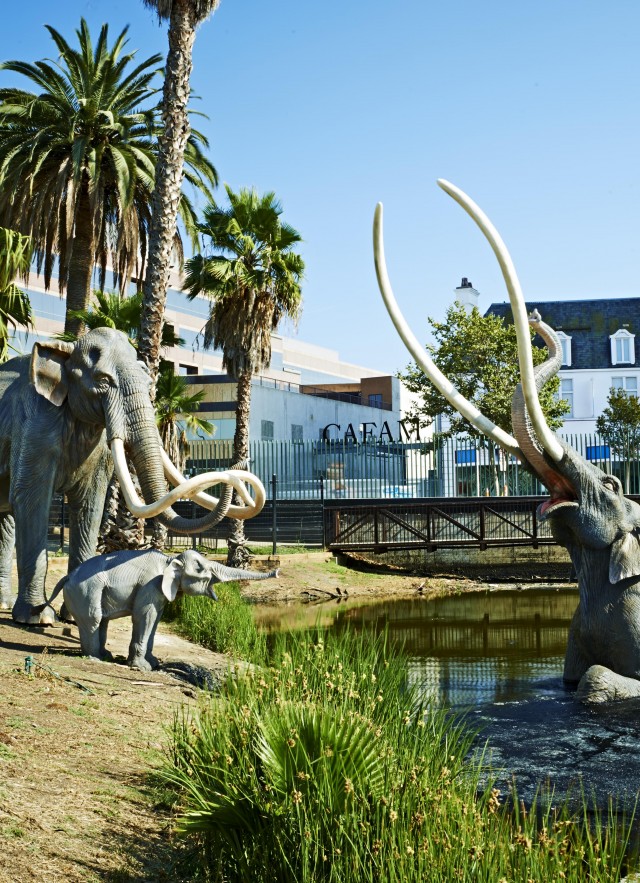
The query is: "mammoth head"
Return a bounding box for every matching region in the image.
[374,181,640,583]
[28,328,266,533]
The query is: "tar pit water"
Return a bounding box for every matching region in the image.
[255,587,640,813]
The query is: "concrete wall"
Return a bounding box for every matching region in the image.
[354,543,573,581]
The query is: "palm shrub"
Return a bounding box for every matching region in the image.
[161,629,634,882]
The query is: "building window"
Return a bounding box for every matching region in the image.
[612,376,638,396]
[291,423,303,443]
[261,420,274,440]
[368,393,383,408]
[556,331,572,367]
[610,329,635,365]
[559,378,574,417]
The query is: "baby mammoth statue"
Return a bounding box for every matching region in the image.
[48,548,279,671]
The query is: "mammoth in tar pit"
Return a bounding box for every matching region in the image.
[374,180,640,704]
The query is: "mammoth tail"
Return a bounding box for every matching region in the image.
[45,574,68,607]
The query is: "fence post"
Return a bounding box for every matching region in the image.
[60,496,65,554]
[320,475,326,549]
[271,473,277,556]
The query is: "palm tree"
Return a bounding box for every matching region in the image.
[184,185,304,566]
[0,227,33,361]
[61,289,183,349]
[139,0,220,394]
[0,18,217,336]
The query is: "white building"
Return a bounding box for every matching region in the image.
[487,297,640,436]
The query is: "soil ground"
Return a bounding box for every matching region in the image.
[0,551,558,882]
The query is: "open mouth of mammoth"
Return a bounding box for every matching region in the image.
[538,495,579,520]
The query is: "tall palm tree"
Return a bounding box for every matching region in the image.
[139,0,220,394]
[184,185,304,566]
[0,18,217,336]
[0,227,33,361]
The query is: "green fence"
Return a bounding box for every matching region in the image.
[187,432,640,501]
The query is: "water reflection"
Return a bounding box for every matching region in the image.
[256,588,578,708]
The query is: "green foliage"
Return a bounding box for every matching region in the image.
[60,289,182,349]
[0,19,216,310]
[183,185,304,380]
[596,388,640,455]
[596,387,640,492]
[161,629,634,882]
[0,226,33,361]
[400,304,569,442]
[166,581,264,661]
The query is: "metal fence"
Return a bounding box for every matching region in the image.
[187,432,640,501]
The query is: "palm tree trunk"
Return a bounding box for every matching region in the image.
[139,0,196,394]
[64,181,95,337]
[227,370,252,568]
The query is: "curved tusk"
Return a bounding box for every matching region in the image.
[436,179,563,464]
[374,202,522,461]
[160,449,266,520]
[111,440,266,519]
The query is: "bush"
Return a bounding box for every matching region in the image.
[161,629,634,882]
[166,581,265,662]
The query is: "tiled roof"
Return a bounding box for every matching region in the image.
[486,298,640,370]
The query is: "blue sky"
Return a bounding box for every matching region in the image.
[2,1,640,374]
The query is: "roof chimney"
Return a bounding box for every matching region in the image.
[454,277,479,313]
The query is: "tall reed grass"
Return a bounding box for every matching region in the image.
[165,582,265,661]
[161,629,635,882]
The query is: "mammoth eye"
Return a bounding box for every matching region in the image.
[602,476,621,494]
[94,371,114,390]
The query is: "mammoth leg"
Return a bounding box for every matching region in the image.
[563,606,592,685]
[12,471,57,625]
[66,445,113,573]
[0,512,15,610]
[128,594,164,671]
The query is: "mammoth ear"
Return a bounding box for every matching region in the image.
[30,340,75,406]
[162,558,183,602]
[610,528,640,583]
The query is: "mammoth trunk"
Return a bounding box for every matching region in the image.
[112,387,234,536]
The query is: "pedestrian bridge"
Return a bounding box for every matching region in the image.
[324,496,559,554]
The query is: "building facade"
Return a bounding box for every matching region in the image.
[486,297,640,435]
[12,271,418,446]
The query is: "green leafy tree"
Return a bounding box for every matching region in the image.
[0,18,216,336]
[184,185,304,566]
[139,0,221,394]
[400,303,569,493]
[596,388,640,493]
[0,227,33,361]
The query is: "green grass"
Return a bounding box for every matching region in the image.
[165,581,266,661]
[160,628,636,882]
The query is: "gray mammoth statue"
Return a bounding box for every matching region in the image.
[48,548,279,671]
[0,327,265,626]
[374,179,640,704]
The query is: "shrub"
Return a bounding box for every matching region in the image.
[161,629,635,882]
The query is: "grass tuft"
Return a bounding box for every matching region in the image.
[165,581,266,661]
